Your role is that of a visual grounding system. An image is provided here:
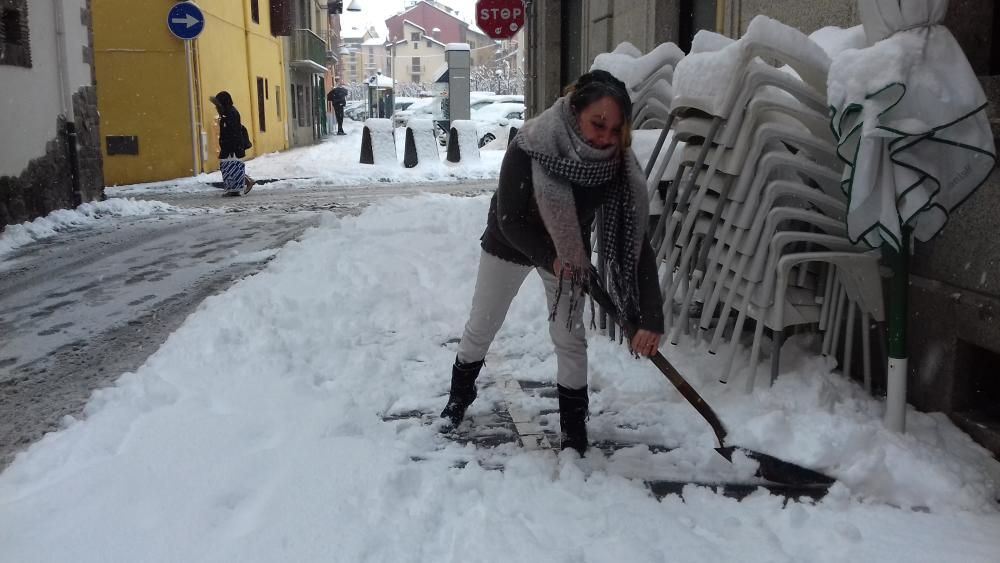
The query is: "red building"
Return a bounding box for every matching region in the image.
[385,0,492,62]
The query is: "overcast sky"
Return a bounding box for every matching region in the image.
[340,0,481,38]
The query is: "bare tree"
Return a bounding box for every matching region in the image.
[471,56,523,95]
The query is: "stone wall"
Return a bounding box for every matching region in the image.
[0,85,103,229]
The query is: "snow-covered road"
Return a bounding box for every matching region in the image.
[0,178,493,467]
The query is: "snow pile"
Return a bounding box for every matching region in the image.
[591,42,685,91]
[810,25,868,58]
[449,120,481,163]
[405,119,444,170]
[673,15,830,114]
[0,198,198,259]
[0,194,998,561]
[827,31,925,119]
[363,118,398,165]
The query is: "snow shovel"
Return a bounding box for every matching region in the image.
[586,268,834,487]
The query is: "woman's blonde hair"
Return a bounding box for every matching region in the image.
[563,71,633,148]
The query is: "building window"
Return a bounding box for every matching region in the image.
[290,85,297,119]
[296,85,306,127]
[275,86,281,120]
[426,39,433,48]
[413,42,419,49]
[0,0,31,68]
[411,74,420,84]
[411,56,420,73]
[410,32,420,42]
[256,77,267,132]
[250,0,259,23]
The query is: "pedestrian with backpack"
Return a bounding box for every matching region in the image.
[210,91,255,196]
[441,70,664,456]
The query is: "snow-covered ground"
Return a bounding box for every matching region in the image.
[0,198,208,261]
[1,194,997,562]
[106,119,504,197]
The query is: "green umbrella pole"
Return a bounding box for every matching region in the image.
[884,227,911,432]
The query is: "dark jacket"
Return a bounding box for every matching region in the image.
[328,86,348,107]
[217,97,245,159]
[480,144,665,332]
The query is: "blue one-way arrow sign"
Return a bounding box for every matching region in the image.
[167,2,205,40]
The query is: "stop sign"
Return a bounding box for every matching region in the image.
[475,0,525,40]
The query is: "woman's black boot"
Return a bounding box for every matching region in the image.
[558,384,589,455]
[440,357,485,427]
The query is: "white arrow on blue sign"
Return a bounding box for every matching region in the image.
[167,2,205,40]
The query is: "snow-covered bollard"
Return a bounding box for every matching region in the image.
[445,120,480,164]
[360,118,396,165]
[402,119,441,169]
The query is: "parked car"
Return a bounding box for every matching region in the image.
[392,97,440,128]
[345,100,367,121]
[478,118,525,149]
[470,94,524,112]
[436,101,526,147]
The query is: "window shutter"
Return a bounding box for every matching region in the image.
[269,0,291,36]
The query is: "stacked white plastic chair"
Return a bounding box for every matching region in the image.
[644,16,886,391]
[589,41,686,337]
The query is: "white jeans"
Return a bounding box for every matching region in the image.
[457,250,588,390]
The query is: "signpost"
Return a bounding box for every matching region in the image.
[475,0,525,40]
[167,1,205,40]
[168,2,205,176]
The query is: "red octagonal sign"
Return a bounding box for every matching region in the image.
[476,0,525,40]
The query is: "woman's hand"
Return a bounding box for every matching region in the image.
[630,329,661,357]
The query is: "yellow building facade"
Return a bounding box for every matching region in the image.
[95,1,288,185]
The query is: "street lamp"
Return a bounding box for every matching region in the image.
[327,0,361,13]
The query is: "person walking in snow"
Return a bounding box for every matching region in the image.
[441,70,664,456]
[328,81,349,135]
[210,91,255,196]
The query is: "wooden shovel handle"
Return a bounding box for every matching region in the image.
[586,268,729,447]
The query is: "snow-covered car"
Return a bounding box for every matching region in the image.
[345,100,367,121]
[435,102,526,147]
[470,102,526,147]
[392,97,441,128]
[479,118,525,150]
[470,94,524,112]
[393,97,421,112]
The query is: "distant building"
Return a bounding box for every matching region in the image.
[387,20,448,86]
[341,26,380,86]
[0,0,103,229]
[385,0,496,86]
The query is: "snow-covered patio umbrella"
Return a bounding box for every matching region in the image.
[829,0,996,432]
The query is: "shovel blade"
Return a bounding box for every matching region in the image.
[716,446,835,487]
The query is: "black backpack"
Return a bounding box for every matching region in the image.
[241,126,252,150]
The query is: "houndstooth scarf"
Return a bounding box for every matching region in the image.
[514,96,649,325]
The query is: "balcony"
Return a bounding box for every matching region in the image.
[290,29,327,73]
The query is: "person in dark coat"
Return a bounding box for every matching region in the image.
[327,82,349,135]
[440,70,664,455]
[210,91,254,196]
